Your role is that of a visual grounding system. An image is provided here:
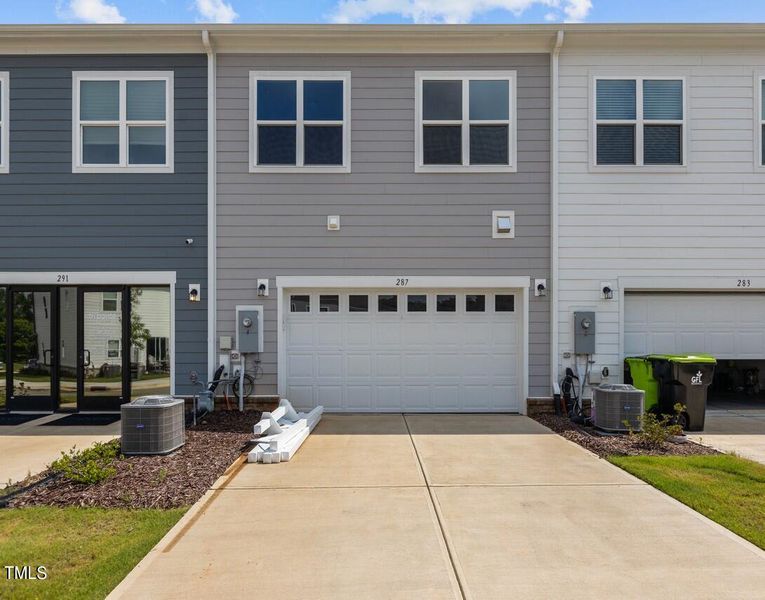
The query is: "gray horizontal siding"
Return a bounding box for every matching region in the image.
[217,54,551,398]
[0,54,207,395]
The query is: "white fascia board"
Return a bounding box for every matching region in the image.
[0,271,176,285]
[276,276,532,289]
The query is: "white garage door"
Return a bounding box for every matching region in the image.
[283,289,523,412]
[625,293,765,359]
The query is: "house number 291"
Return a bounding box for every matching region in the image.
[737,279,752,288]
[395,278,409,287]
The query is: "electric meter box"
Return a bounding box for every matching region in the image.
[235,305,264,353]
[574,311,596,355]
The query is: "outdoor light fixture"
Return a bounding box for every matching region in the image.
[188,283,201,302]
[601,282,614,300]
[327,215,340,231]
[535,278,547,297]
[257,279,269,297]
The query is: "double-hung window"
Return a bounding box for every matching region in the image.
[415,71,516,172]
[73,71,174,173]
[250,72,351,173]
[0,72,8,174]
[594,77,685,167]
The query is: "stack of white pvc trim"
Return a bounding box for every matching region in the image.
[247,398,323,464]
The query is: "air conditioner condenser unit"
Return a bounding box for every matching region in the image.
[591,384,644,433]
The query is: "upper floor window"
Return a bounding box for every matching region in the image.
[72,71,174,173]
[594,77,685,167]
[0,72,8,174]
[415,71,516,173]
[250,72,351,173]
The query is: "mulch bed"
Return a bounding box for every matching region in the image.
[533,413,720,459]
[6,410,262,510]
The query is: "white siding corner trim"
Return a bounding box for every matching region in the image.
[0,72,8,174]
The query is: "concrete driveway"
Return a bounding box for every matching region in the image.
[688,407,765,465]
[1,414,120,486]
[111,414,765,600]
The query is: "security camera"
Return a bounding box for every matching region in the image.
[185,238,194,245]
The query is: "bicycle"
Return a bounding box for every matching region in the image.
[230,355,264,400]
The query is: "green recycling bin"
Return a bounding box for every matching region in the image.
[624,357,660,413]
[647,354,716,432]
[625,354,716,431]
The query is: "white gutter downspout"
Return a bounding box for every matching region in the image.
[550,30,564,394]
[202,30,217,381]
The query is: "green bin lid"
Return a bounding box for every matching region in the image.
[645,353,717,364]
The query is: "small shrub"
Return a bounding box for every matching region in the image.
[50,440,121,485]
[625,403,685,449]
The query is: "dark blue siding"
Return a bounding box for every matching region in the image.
[0,54,207,395]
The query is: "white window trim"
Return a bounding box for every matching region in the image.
[72,71,174,174]
[249,71,351,174]
[590,75,687,171]
[102,291,118,312]
[415,70,517,174]
[755,74,765,171]
[107,339,121,359]
[0,72,8,174]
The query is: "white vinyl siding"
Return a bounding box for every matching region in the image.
[72,71,174,173]
[558,46,765,384]
[0,72,8,174]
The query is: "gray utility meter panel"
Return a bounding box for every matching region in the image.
[574,311,596,355]
[235,305,264,353]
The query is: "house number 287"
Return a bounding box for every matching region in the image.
[395,278,409,287]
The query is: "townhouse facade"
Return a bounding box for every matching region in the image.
[2,24,765,415]
[0,28,209,412]
[556,27,765,403]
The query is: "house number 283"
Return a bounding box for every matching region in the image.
[395,278,409,287]
[737,279,752,288]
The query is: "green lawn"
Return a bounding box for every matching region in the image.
[609,454,765,550]
[0,507,186,599]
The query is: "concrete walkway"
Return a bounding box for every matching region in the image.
[688,409,765,465]
[111,414,765,600]
[0,414,119,486]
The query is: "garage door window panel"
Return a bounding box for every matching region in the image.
[495,294,515,312]
[437,295,457,312]
[319,295,339,312]
[378,295,398,312]
[348,295,368,312]
[466,294,486,312]
[407,295,427,312]
[290,295,310,312]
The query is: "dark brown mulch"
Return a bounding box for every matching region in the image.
[7,410,262,510]
[533,413,720,459]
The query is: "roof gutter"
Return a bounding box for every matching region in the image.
[550,30,564,393]
[202,30,217,380]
